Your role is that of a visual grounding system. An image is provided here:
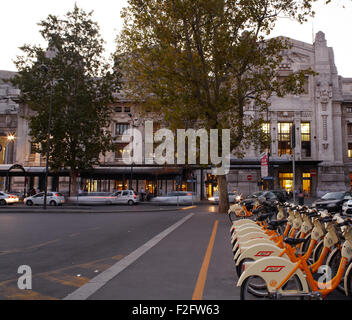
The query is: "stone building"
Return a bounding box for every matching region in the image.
[1,31,352,198]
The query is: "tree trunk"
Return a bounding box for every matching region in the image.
[70,171,78,197]
[217,175,229,213]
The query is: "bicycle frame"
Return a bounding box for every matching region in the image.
[238,222,352,299]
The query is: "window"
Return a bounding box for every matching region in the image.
[124,106,131,113]
[29,142,39,154]
[348,123,352,136]
[278,122,292,156]
[114,106,122,112]
[301,122,311,157]
[261,122,271,154]
[303,76,309,94]
[346,106,352,113]
[348,143,352,158]
[115,123,130,136]
[115,143,130,160]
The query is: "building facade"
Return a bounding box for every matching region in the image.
[1,31,352,198]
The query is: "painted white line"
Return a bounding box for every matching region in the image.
[63,213,194,300]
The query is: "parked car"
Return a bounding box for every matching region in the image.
[151,191,195,205]
[270,190,289,203]
[68,192,115,205]
[312,191,352,213]
[342,199,352,216]
[24,192,65,206]
[0,191,20,205]
[111,190,139,205]
[242,191,278,210]
[208,191,242,204]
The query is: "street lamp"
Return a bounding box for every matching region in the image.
[128,112,135,190]
[40,64,63,209]
[4,134,15,191]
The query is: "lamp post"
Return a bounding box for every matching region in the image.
[128,113,134,190]
[4,134,15,191]
[40,64,63,209]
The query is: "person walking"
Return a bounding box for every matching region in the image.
[298,188,304,205]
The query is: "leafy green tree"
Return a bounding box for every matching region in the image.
[117,0,321,212]
[12,5,121,195]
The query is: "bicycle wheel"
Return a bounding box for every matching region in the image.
[312,240,324,264]
[240,275,303,300]
[326,249,345,293]
[345,262,352,297]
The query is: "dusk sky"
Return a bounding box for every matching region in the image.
[1,0,352,76]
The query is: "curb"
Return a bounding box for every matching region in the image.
[0,205,198,214]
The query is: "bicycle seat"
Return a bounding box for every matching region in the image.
[266,219,287,230]
[256,212,275,222]
[284,237,308,246]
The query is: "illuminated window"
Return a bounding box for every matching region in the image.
[278,122,292,156]
[261,122,271,154]
[348,143,352,158]
[115,143,130,160]
[301,122,311,157]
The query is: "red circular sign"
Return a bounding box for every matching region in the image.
[310,169,316,177]
[247,175,253,181]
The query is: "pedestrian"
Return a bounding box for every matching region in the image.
[140,187,145,201]
[298,188,304,205]
[30,188,36,196]
[146,189,150,201]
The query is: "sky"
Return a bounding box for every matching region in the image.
[1,0,352,77]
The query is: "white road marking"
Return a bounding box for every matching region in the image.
[63,213,194,300]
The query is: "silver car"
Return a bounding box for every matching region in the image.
[68,192,116,205]
[151,191,195,205]
[24,192,65,206]
[208,191,242,204]
[0,191,20,205]
[111,190,139,205]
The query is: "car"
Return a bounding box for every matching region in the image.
[242,191,278,210]
[68,192,115,205]
[0,191,20,205]
[208,191,242,204]
[312,191,352,213]
[111,190,139,205]
[24,192,65,206]
[151,191,195,205]
[342,199,352,216]
[270,190,289,203]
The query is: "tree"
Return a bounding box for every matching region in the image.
[116,0,321,212]
[12,5,121,195]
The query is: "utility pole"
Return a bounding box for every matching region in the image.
[291,124,296,204]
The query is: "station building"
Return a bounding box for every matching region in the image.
[1,31,352,198]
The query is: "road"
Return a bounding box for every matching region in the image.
[0,204,349,300]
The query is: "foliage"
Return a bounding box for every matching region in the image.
[12,5,121,193]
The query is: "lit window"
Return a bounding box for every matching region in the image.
[301,122,311,157]
[348,143,352,158]
[278,122,292,156]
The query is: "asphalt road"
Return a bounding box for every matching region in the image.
[0,204,350,301]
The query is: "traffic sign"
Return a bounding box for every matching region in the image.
[247,175,253,181]
[310,169,316,177]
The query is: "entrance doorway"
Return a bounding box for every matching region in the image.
[302,173,311,195]
[279,173,293,192]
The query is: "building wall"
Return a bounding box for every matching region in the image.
[2,31,352,197]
